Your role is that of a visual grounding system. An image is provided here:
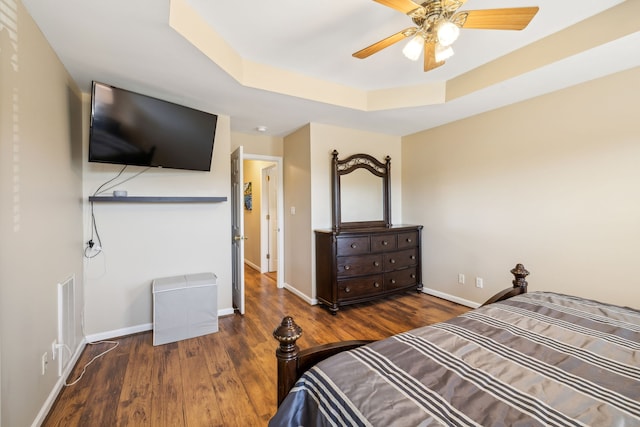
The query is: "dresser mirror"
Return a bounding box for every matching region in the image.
[331,150,391,230]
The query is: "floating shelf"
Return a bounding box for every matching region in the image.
[89,196,228,203]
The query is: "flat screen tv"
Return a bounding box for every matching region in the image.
[88,81,218,171]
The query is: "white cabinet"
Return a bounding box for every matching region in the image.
[152,272,218,345]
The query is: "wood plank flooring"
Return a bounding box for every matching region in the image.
[43,266,468,426]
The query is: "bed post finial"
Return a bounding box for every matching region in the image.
[274,316,303,406]
[511,263,529,289]
[480,263,530,307]
[274,316,303,359]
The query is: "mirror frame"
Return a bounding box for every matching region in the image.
[332,150,391,230]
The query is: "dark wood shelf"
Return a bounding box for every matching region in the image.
[89,196,227,203]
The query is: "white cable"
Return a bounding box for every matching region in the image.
[64,340,119,387]
[96,166,150,195]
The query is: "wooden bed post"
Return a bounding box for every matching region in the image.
[273,316,303,407]
[481,263,530,306]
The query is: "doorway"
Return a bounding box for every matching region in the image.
[232,151,284,297]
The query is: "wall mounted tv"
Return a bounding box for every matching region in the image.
[88,81,218,171]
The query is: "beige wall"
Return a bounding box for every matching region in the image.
[0,1,84,425]
[309,123,403,230]
[231,131,283,157]
[283,125,313,298]
[82,114,232,335]
[403,67,640,307]
[282,123,402,300]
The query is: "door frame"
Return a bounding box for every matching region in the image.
[261,164,278,273]
[244,154,284,289]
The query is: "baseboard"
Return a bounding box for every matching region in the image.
[244,260,261,272]
[421,287,480,309]
[31,337,87,427]
[84,306,234,342]
[218,307,235,316]
[86,323,153,342]
[283,282,318,305]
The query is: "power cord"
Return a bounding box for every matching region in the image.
[92,165,128,196]
[94,166,150,196]
[84,166,150,258]
[64,340,119,386]
[84,200,103,258]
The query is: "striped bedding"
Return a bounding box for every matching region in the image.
[269,292,640,426]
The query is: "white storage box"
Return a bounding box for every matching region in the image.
[152,272,218,346]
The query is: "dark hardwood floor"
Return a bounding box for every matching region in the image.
[43,266,468,426]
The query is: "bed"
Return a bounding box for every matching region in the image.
[270,264,640,426]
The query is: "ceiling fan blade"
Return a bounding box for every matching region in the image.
[353,28,415,59]
[374,0,423,15]
[424,42,445,72]
[459,7,539,30]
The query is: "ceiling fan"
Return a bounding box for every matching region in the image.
[353,0,539,72]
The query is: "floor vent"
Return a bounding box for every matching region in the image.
[57,276,76,377]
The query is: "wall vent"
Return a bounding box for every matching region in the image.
[57,276,76,377]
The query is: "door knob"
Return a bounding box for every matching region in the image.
[234,235,248,241]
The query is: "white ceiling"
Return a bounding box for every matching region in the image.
[21,0,638,136]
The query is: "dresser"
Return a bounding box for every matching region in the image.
[315,225,423,314]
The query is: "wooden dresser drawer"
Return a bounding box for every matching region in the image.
[371,234,397,252]
[338,276,383,299]
[385,267,418,290]
[397,231,419,249]
[315,225,422,313]
[337,236,370,256]
[383,248,418,271]
[337,254,383,277]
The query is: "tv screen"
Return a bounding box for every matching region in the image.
[88,81,217,171]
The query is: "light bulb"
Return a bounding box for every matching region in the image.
[435,44,454,62]
[436,21,460,47]
[402,35,425,61]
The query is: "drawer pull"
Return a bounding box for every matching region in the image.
[374,282,380,288]
[406,238,412,243]
[410,255,416,260]
[410,274,416,279]
[345,287,351,293]
[390,259,396,264]
[373,261,380,267]
[351,243,357,249]
[390,279,396,284]
[344,265,351,270]
[382,241,388,246]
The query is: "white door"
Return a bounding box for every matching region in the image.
[266,166,278,272]
[231,146,245,314]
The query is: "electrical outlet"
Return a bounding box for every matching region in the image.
[41,352,48,375]
[458,274,465,284]
[51,340,58,361]
[476,277,484,288]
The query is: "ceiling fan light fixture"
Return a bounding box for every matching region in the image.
[435,43,454,63]
[402,34,425,61]
[436,20,460,47]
